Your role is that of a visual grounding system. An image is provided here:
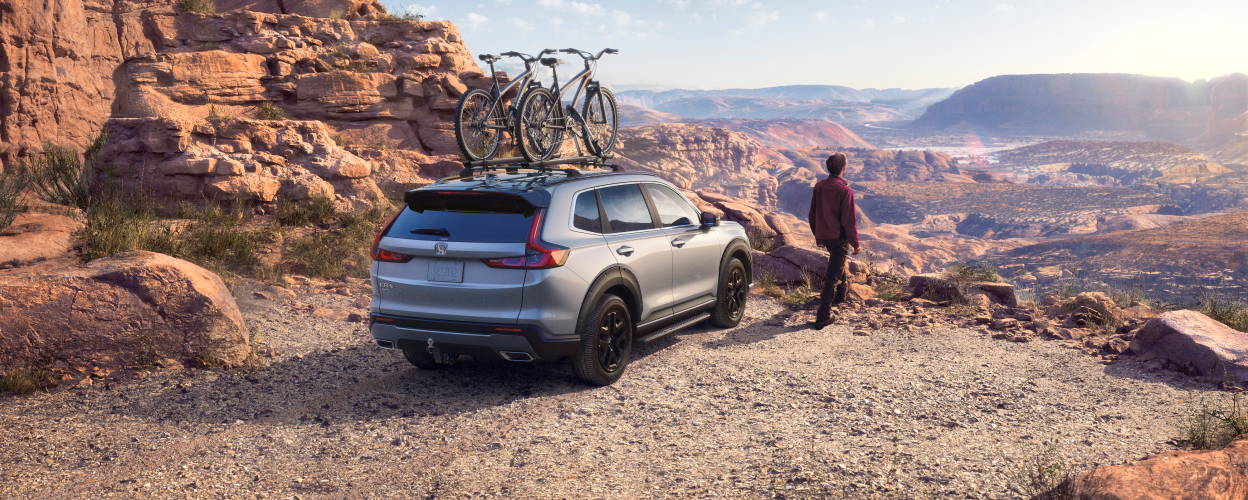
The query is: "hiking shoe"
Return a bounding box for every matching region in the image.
[809,315,837,331]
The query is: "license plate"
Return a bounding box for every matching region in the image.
[427,261,464,283]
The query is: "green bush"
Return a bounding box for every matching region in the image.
[80,194,182,261]
[254,101,285,121]
[275,195,337,226]
[278,205,389,280]
[25,133,107,211]
[1178,394,1248,450]
[946,260,1001,282]
[0,368,48,394]
[0,164,28,231]
[207,104,234,122]
[177,0,216,14]
[1194,291,1248,333]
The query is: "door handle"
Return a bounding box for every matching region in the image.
[671,238,686,248]
[616,245,634,256]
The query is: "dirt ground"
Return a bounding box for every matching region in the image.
[0,286,1218,499]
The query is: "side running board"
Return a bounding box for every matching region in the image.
[633,313,711,345]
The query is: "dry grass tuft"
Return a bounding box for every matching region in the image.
[177,0,216,14]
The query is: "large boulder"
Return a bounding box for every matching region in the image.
[0,212,83,269]
[1129,310,1248,384]
[1051,437,1248,500]
[0,251,250,374]
[908,274,1018,307]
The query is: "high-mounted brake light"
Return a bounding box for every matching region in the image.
[483,209,570,269]
[370,210,413,263]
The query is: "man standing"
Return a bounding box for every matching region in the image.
[807,152,861,330]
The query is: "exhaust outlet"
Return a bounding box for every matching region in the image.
[375,339,395,349]
[499,351,534,362]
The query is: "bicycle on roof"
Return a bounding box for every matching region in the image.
[453,49,557,161]
[515,48,620,162]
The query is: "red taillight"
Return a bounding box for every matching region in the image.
[483,209,570,269]
[371,210,411,262]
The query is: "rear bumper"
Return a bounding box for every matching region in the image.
[369,314,581,361]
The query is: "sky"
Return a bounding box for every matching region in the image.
[391,0,1248,91]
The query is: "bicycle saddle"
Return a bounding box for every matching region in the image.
[540,57,563,67]
[478,54,502,63]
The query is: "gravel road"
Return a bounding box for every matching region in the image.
[0,288,1217,499]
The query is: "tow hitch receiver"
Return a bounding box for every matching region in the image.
[426,339,455,364]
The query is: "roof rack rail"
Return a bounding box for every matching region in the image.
[458,154,618,177]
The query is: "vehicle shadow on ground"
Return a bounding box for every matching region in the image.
[106,331,685,427]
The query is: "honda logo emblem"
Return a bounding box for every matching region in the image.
[434,243,448,256]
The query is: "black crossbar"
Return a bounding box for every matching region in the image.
[458,154,618,177]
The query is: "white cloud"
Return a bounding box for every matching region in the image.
[747,9,780,28]
[893,15,907,23]
[662,0,690,9]
[465,13,489,29]
[569,2,607,16]
[992,3,1016,12]
[813,11,830,27]
[707,0,746,6]
[610,10,631,25]
[537,0,562,6]
[860,19,875,31]
[552,17,563,26]
[728,28,745,36]
[494,0,511,4]
[405,4,437,19]
[690,12,702,23]
[505,17,534,36]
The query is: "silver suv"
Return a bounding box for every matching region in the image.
[368,168,752,385]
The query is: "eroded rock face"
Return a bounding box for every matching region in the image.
[614,124,780,208]
[1129,310,1248,384]
[1205,73,1248,146]
[0,251,250,373]
[1058,437,1248,500]
[0,212,84,269]
[908,274,1018,307]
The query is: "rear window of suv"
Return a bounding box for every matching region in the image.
[386,193,536,243]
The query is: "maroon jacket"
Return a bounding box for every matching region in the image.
[807,177,860,249]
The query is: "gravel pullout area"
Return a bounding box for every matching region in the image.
[0,291,1216,499]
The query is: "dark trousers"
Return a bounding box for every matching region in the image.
[816,237,850,320]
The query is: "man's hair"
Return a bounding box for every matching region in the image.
[826,153,847,177]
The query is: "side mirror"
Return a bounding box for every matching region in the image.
[700,212,720,228]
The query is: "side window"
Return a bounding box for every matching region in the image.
[598,184,658,233]
[646,184,700,227]
[572,190,604,233]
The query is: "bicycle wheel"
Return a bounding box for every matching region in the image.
[581,86,619,156]
[454,88,503,161]
[515,87,565,162]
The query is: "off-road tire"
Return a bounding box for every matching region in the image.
[454,88,503,161]
[515,87,565,161]
[710,257,748,328]
[572,294,633,386]
[402,346,458,369]
[581,86,619,156]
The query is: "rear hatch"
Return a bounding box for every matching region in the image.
[374,190,539,324]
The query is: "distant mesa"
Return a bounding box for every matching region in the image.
[996,140,1230,186]
[911,73,1233,140]
[615,85,958,122]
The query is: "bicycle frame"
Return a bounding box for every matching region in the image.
[478,59,541,130]
[544,62,598,132]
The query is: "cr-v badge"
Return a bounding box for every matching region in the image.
[434,243,448,255]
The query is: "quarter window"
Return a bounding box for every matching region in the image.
[646,184,700,227]
[572,191,604,233]
[598,184,658,233]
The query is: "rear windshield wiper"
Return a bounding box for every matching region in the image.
[411,228,451,237]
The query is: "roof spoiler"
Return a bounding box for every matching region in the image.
[404,189,548,213]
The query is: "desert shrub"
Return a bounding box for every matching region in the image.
[177,0,216,14]
[275,195,337,226]
[1009,439,1105,500]
[946,259,1001,282]
[872,271,909,302]
[254,101,285,121]
[331,134,350,147]
[0,164,28,231]
[348,59,374,73]
[0,368,49,395]
[1177,394,1248,450]
[756,269,783,298]
[329,45,350,59]
[278,204,390,279]
[207,104,234,122]
[25,133,107,210]
[780,272,818,308]
[363,33,385,46]
[80,193,182,260]
[1193,291,1248,333]
[191,41,219,52]
[328,9,344,19]
[377,5,425,23]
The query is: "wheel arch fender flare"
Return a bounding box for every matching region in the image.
[717,237,754,294]
[574,265,642,339]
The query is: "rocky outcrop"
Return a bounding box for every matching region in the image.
[912,74,1213,139]
[0,251,250,374]
[1055,437,1248,500]
[1129,310,1248,385]
[684,119,873,150]
[0,212,83,269]
[0,0,171,162]
[216,0,386,19]
[1204,73,1247,146]
[908,274,1018,307]
[780,147,962,183]
[614,123,782,208]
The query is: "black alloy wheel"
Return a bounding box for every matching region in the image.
[572,294,633,385]
[710,257,749,328]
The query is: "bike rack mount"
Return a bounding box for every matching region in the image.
[458,153,618,177]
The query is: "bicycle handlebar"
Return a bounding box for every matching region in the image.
[558,48,619,61]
